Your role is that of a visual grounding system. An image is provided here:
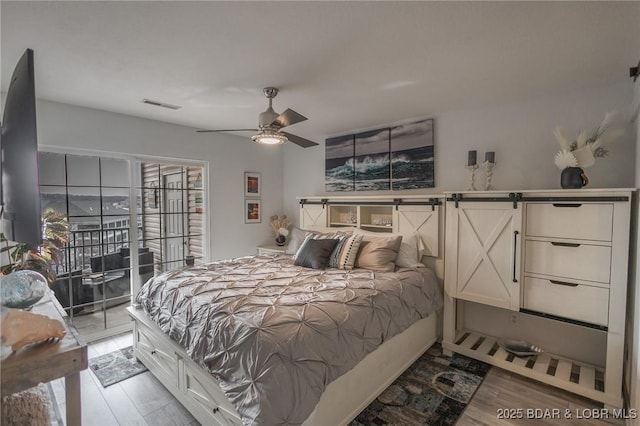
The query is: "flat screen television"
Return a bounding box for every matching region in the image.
[1,48,42,247]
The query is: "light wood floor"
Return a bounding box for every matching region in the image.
[51,334,625,425]
[70,302,131,339]
[49,332,198,426]
[458,368,625,426]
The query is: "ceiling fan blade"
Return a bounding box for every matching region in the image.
[196,128,257,133]
[271,109,307,128]
[281,132,318,148]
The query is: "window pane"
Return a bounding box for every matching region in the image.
[40,185,68,217]
[67,186,101,216]
[102,187,130,215]
[101,158,129,187]
[67,155,100,186]
[101,216,131,255]
[38,152,66,185]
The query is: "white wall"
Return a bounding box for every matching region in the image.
[36,100,284,260]
[631,74,640,418]
[283,78,635,220]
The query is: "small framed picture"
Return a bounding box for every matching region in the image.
[245,199,261,223]
[244,172,261,197]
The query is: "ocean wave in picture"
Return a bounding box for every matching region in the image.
[356,153,390,191]
[355,179,393,191]
[326,156,354,191]
[355,154,390,173]
[325,119,434,192]
[391,145,434,190]
[326,135,355,192]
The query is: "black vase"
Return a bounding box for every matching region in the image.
[560,167,589,189]
[275,235,286,246]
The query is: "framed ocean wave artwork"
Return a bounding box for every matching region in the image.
[390,119,434,190]
[325,134,355,192]
[355,128,390,191]
[324,118,434,192]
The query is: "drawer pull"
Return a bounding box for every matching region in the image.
[549,279,579,287]
[552,203,582,208]
[212,408,219,414]
[551,242,580,248]
[151,350,156,355]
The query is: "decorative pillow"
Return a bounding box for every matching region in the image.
[293,231,347,260]
[353,228,425,268]
[294,238,340,269]
[285,227,308,255]
[329,233,363,270]
[296,231,361,270]
[355,235,403,272]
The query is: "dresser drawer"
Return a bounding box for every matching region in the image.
[524,240,611,284]
[526,203,613,241]
[183,362,240,424]
[523,277,609,326]
[135,323,179,386]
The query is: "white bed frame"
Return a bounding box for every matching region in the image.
[128,195,444,425]
[128,306,438,425]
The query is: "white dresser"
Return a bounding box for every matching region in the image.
[443,189,632,408]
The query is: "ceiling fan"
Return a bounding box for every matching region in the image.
[197,87,318,148]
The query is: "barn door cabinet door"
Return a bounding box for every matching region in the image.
[299,203,328,230]
[444,200,523,311]
[393,205,440,257]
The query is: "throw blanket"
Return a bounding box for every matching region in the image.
[136,255,442,425]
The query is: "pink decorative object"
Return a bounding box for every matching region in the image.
[0,310,66,352]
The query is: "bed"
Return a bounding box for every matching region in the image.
[128,199,444,425]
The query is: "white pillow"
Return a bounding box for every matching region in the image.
[285,227,308,255]
[352,228,425,268]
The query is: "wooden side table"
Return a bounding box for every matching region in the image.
[1,291,88,426]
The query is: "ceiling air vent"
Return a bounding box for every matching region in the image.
[141,99,181,110]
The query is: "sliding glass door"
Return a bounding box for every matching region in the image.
[138,163,205,274]
[38,153,135,340]
[38,152,206,342]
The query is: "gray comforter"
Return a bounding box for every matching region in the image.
[136,254,442,425]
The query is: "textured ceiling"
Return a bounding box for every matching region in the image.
[2,1,639,143]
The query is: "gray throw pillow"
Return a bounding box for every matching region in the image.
[294,238,340,269]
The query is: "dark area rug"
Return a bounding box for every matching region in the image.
[89,346,148,387]
[350,342,491,426]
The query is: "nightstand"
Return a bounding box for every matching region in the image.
[257,245,286,255]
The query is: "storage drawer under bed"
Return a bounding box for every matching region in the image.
[130,308,243,426]
[181,361,240,425]
[134,321,179,387]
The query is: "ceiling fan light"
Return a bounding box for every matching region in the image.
[251,132,287,145]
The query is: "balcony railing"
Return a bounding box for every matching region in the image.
[56,226,142,274]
